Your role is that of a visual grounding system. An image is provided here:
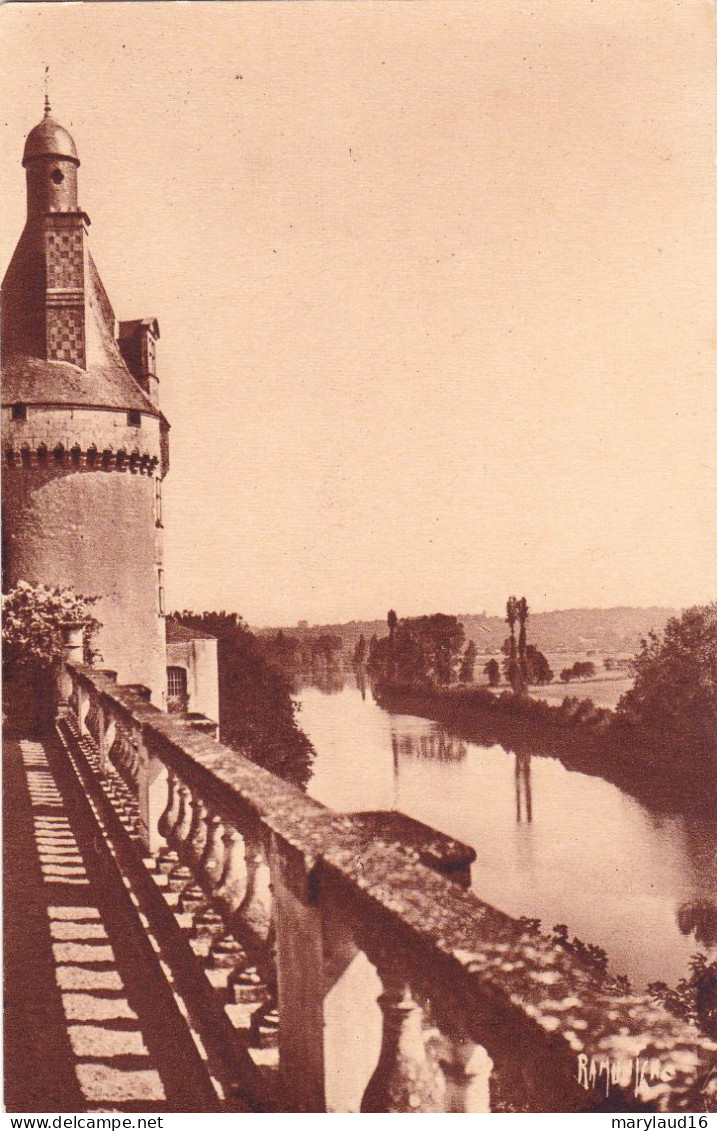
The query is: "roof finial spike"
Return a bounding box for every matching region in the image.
[43,65,51,116]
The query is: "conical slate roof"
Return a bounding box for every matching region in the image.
[1,233,159,416]
[2,110,160,418]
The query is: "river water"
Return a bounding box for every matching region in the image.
[298,677,715,989]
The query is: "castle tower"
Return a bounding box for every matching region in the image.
[1,103,170,705]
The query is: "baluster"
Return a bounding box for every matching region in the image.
[78,684,90,736]
[247,928,279,1048]
[156,768,181,873]
[158,769,180,843]
[228,831,273,1015]
[100,715,115,777]
[108,726,122,775]
[172,781,194,856]
[236,832,272,944]
[128,726,143,785]
[166,861,194,895]
[111,724,133,784]
[170,791,209,913]
[361,966,445,1113]
[86,696,99,745]
[179,879,207,915]
[440,1037,493,1113]
[165,781,194,896]
[186,809,227,947]
[176,791,206,868]
[188,796,208,864]
[199,811,226,893]
[136,735,165,854]
[228,961,268,1006]
[191,905,226,952]
[210,933,247,970]
[214,825,247,919]
[249,994,280,1049]
[174,789,210,915]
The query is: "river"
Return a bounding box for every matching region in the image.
[297,676,715,989]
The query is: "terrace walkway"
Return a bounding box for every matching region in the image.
[3,731,234,1113]
[4,654,716,1113]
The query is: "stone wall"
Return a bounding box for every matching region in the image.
[166,635,219,723]
[63,663,717,1114]
[2,405,166,704]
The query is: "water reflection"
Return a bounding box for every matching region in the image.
[298,677,716,987]
[393,729,467,763]
[514,750,533,824]
[678,901,717,948]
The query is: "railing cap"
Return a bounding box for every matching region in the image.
[64,659,716,1108]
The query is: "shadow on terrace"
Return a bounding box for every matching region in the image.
[4,631,716,1114]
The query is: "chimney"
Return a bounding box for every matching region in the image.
[44,213,88,368]
[118,318,160,406]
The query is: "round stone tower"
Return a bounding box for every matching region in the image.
[1,102,170,706]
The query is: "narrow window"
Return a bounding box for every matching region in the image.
[155,477,163,528]
[127,409,141,428]
[157,567,165,615]
[12,404,27,421]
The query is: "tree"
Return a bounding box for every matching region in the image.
[560,660,596,682]
[410,614,465,684]
[387,609,398,679]
[174,611,315,789]
[517,597,529,683]
[353,634,367,666]
[524,644,553,685]
[617,602,717,758]
[484,658,501,687]
[312,633,343,665]
[459,640,477,683]
[369,613,466,686]
[502,597,520,692]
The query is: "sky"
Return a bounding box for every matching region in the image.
[1,1,715,626]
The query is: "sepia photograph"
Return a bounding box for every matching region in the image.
[1,0,715,1116]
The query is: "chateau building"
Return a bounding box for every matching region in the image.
[0,102,709,1122]
[1,102,217,718]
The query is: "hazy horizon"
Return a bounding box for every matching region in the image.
[2,2,715,625]
[242,601,683,633]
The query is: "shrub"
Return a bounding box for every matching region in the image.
[649,954,717,1038]
[617,603,717,759]
[2,581,99,671]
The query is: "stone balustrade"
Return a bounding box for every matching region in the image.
[58,660,716,1114]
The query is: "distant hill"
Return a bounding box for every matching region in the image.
[254,606,678,657]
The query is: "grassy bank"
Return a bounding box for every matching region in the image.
[372,680,712,817]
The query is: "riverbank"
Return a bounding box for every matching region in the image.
[372,680,712,818]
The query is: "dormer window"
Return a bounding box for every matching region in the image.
[127,409,141,428]
[12,404,27,421]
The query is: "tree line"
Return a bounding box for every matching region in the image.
[365,599,553,691]
[261,630,344,675]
